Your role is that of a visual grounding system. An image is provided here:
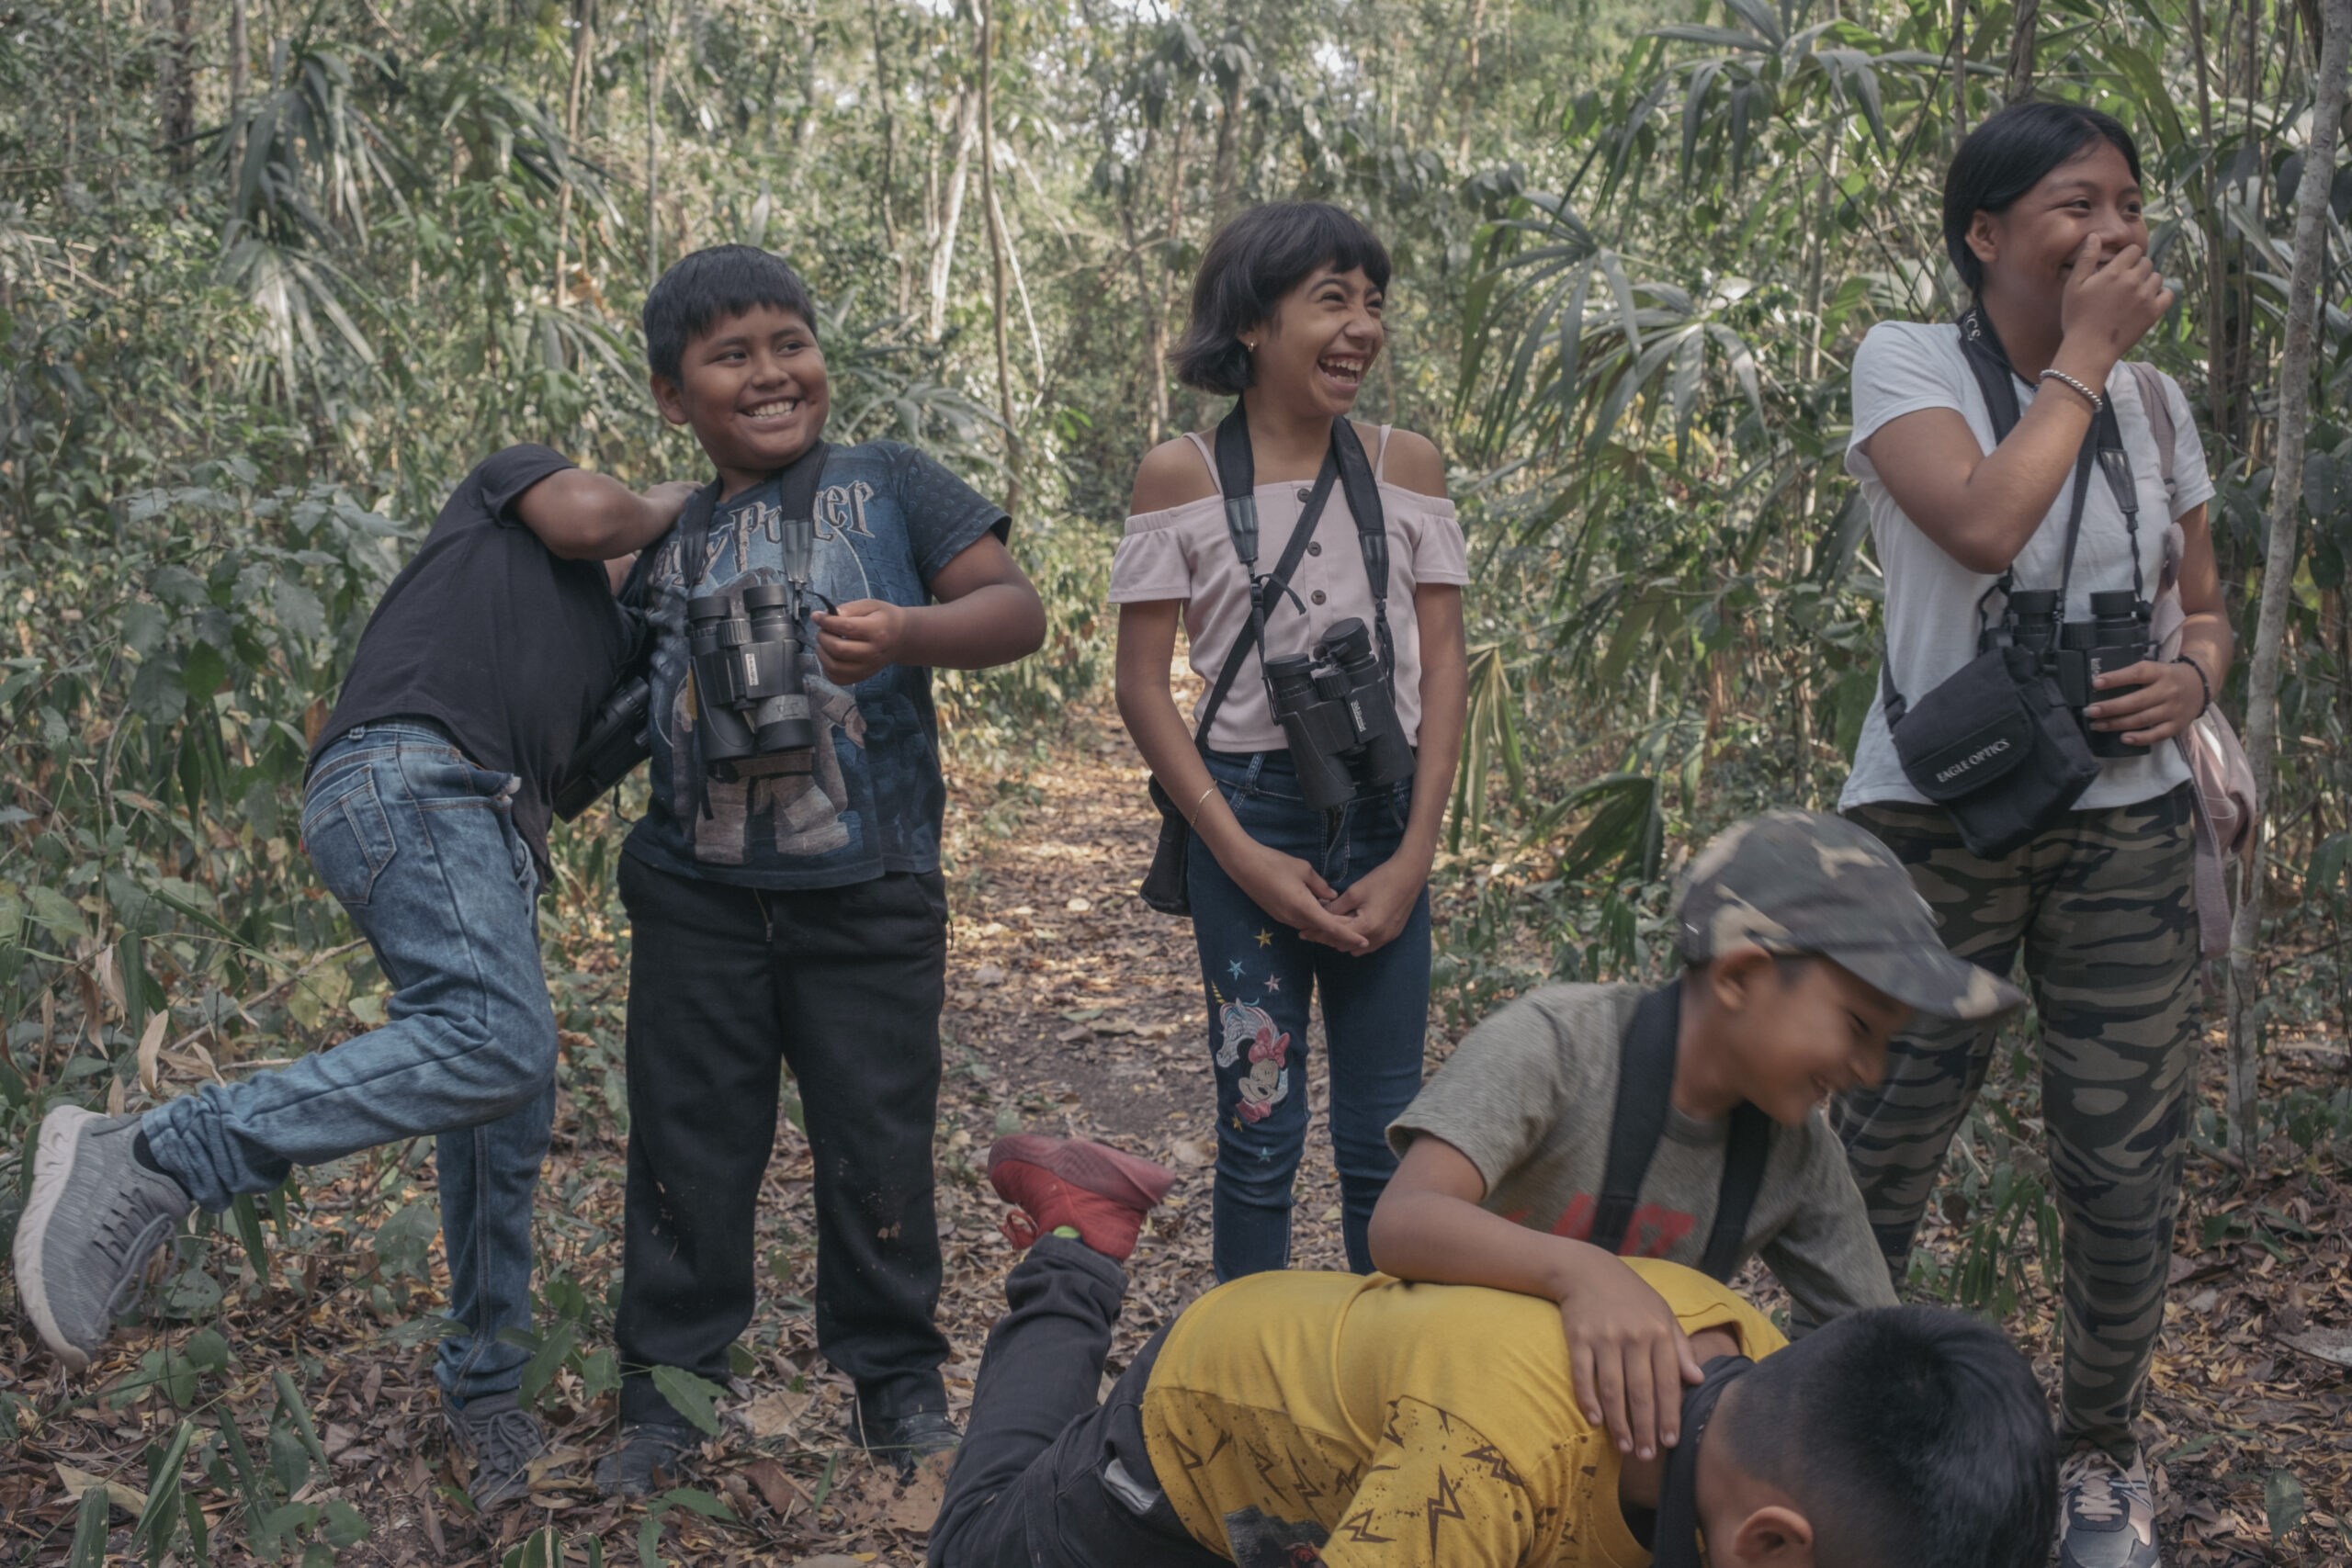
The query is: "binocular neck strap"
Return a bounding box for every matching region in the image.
[1955,309,2143,614]
[681,442,832,592]
[1213,404,1341,698]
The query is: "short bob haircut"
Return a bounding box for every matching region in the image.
[1171,202,1392,397]
[1713,1304,2058,1568]
[1943,101,2143,298]
[643,244,819,384]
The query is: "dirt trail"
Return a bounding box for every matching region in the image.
[7,705,2349,1566]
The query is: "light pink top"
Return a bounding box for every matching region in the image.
[1110,425,1469,752]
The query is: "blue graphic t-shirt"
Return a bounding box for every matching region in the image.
[621,441,1009,889]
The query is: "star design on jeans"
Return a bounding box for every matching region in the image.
[1264,975,1283,992]
[1227,959,1246,979]
[1255,927,1274,947]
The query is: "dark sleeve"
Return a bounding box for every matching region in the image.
[477,444,579,529]
[889,444,1012,585]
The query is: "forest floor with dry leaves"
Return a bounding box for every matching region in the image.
[5,701,2351,1565]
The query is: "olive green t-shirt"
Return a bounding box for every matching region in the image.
[1387,982,1898,1325]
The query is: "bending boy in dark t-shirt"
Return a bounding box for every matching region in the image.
[596,246,1045,1495]
[15,447,692,1508]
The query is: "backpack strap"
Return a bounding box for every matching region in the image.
[1699,1105,1770,1281]
[1589,984,1682,1258]
[2127,361,2178,508]
[1593,980,1773,1284]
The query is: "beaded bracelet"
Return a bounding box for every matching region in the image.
[2174,654,2212,718]
[2039,367,2105,412]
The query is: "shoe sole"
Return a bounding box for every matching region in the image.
[13,1105,103,1372]
[988,1134,1175,1209]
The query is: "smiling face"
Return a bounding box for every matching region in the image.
[1710,954,1911,1127]
[652,302,830,497]
[1246,265,1384,417]
[1968,138,2149,312]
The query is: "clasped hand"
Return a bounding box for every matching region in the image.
[1228,843,1425,955]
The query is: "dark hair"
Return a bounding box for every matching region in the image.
[643,245,819,383]
[1943,101,2143,296]
[1170,202,1392,396]
[1714,1305,2057,1568]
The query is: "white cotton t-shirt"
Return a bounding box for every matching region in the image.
[1110,425,1469,752]
[1839,321,2215,812]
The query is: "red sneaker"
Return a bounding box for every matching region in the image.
[987,1134,1175,1262]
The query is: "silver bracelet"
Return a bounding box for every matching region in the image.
[2038,367,2105,412]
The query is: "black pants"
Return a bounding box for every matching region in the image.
[615,852,953,1425]
[930,1236,1225,1568]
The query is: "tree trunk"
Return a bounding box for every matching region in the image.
[1210,48,1246,227]
[646,0,666,288]
[161,0,196,169]
[555,0,592,309]
[2226,0,2351,1161]
[926,88,977,340]
[1121,122,1170,445]
[868,0,908,316]
[977,0,1023,516]
[229,0,248,114]
[2004,0,2040,102]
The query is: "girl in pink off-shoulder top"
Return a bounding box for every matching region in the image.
[1112,201,1468,1282]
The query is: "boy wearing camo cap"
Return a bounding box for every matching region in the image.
[1367,808,2024,1469]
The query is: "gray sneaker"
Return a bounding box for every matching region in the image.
[443,1389,555,1508]
[13,1107,192,1371]
[2058,1444,2161,1568]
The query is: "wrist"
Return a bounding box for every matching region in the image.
[2051,340,2117,395]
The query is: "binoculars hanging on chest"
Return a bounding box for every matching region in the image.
[1981,589,2154,760]
[685,514,824,780]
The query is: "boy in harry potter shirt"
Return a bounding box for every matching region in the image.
[926,1131,2056,1568]
[1368,810,2027,1472]
[595,246,1045,1494]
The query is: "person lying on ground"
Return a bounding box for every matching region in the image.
[931,1130,2058,1568]
[1366,809,2026,1471]
[15,446,695,1506]
[594,244,1046,1497]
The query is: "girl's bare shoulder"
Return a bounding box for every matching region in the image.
[1129,434,1220,514]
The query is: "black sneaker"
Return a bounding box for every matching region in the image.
[442,1389,553,1509]
[594,1419,701,1499]
[852,1405,959,1483]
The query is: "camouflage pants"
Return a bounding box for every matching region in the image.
[1832,786,2200,1461]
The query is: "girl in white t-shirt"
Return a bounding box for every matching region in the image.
[1112,203,1469,1280]
[1832,103,2232,1568]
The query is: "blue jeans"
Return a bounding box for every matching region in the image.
[143,721,559,1402]
[1185,750,1430,1280]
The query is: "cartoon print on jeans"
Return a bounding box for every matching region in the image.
[1218,999,1292,1123]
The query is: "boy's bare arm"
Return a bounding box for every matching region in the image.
[811,532,1044,683]
[1369,1134,1703,1464]
[514,470,701,561]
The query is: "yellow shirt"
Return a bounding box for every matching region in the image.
[1140,1258,1787,1568]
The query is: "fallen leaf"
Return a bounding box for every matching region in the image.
[1066,897,1092,912]
[1167,1137,1213,1168]
[881,1461,948,1532]
[739,1387,813,1438]
[2278,1326,2352,1367]
[744,1456,807,1517]
[1055,1024,1091,1043]
[55,1465,145,1516]
[974,964,1007,985]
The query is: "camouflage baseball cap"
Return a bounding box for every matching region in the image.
[1673,809,2025,1021]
